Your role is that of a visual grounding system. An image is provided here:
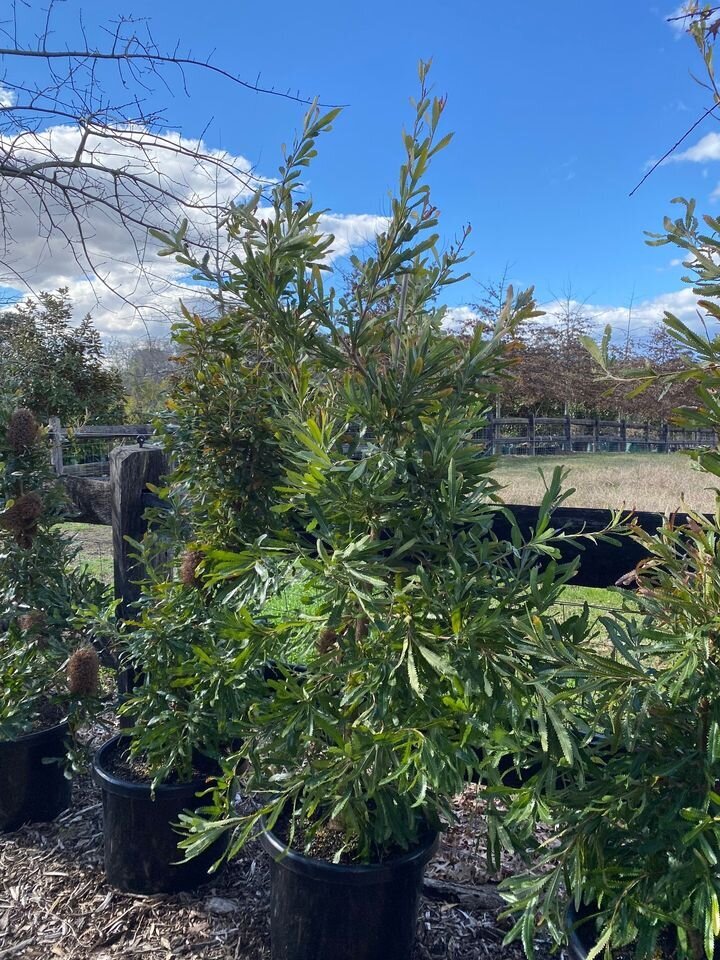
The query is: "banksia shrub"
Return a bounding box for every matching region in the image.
[67,646,100,697]
[0,491,44,547]
[6,408,39,454]
[180,549,204,588]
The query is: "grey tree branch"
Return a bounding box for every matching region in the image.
[0,8,338,327]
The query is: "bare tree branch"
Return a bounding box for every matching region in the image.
[0,7,340,331]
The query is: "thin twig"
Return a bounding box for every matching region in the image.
[0,47,344,107]
[667,6,720,23]
[629,101,720,197]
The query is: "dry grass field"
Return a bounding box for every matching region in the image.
[494,452,717,514]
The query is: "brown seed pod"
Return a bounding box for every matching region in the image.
[6,409,39,454]
[17,610,47,633]
[0,491,43,546]
[317,628,338,655]
[67,646,100,697]
[180,548,204,588]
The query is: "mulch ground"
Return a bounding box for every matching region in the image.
[0,773,555,960]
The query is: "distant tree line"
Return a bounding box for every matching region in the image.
[0,287,698,428]
[462,280,696,422]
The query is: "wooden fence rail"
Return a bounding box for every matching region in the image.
[483,415,718,455]
[47,414,720,485]
[63,446,699,613]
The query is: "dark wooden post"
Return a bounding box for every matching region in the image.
[643,421,650,451]
[111,444,168,621]
[661,421,669,453]
[528,414,536,457]
[110,444,168,704]
[564,415,572,453]
[619,419,627,453]
[48,416,64,475]
[491,416,499,456]
[592,417,600,453]
[485,414,494,452]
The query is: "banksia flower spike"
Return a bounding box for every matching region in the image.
[6,408,39,454]
[67,646,100,697]
[180,548,204,588]
[0,491,44,547]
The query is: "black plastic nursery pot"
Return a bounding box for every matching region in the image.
[565,902,715,960]
[0,719,72,832]
[92,735,227,894]
[565,902,597,960]
[259,823,438,960]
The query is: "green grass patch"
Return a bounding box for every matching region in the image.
[55,521,113,586]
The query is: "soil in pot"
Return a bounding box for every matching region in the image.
[92,735,228,894]
[0,719,72,832]
[260,816,438,960]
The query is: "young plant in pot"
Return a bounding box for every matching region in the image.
[90,539,263,894]
[166,65,606,960]
[0,406,104,830]
[90,261,314,892]
[504,24,720,948]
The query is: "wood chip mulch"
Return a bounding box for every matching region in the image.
[0,777,556,960]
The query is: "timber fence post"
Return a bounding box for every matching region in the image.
[110,443,168,702]
[528,414,536,456]
[49,417,63,475]
[110,444,168,621]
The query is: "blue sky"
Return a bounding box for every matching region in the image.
[2,1,717,336]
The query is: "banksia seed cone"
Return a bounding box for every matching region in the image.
[18,610,46,633]
[67,646,100,697]
[6,408,39,454]
[317,628,338,654]
[180,548,204,587]
[0,491,43,546]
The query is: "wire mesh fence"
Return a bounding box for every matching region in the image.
[48,421,154,478]
[60,436,139,478]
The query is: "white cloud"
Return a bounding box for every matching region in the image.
[442,305,481,331]
[668,131,720,163]
[0,86,15,108]
[440,290,703,339]
[540,288,703,333]
[320,214,389,258]
[0,124,387,338]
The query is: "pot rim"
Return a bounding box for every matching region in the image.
[259,819,439,885]
[0,717,69,748]
[92,734,215,799]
